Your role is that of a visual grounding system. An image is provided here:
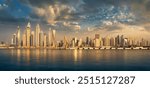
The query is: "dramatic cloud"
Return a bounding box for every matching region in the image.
[1,0,150,41]
[63,22,81,31]
[33,4,76,24]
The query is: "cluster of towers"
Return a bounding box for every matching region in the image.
[63,34,150,48]
[11,22,150,48]
[11,22,56,48]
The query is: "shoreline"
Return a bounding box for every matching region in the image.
[0,47,150,50]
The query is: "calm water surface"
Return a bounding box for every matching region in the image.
[0,49,150,71]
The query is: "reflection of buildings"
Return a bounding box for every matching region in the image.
[10,22,150,49]
[26,49,30,65]
[36,49,40,62]
[74,49,78,62]
[17,49,21,63]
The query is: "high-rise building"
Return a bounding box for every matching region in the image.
[71,39,75,48]
[12,33,16,45]
[26,22,31,48]
[103,36,110,46]
[128,38,132,46]
[110,37,115,47]
[71,37,77,47]
[43,33,47,48]
[22,33,26,47]
[86,37,90,46]
[39,31,43,47]
[16,26,21,47]
[51,30,56,48]
[121,35,124,47]
[35,24,40,47]
[78,38,82,47]
[94,38,100,47]
[123,38,128,47]
[94,34,100,47]
[48,28,51,47]
[63,36,68,48]
[30,31,34,47]
[99,36,103,47]
[115,35,121,47]
[74,37,77,46]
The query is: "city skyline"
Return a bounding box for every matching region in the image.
[1,0,150,42]
[5,22,150,49]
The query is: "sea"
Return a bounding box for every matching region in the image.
[0,49,150,71]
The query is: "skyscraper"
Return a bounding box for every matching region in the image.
[103,36,110,46]
[94,34,100,47]
[71,39,75,48]
[48,28,51,47]
[43,33,47,48]
[63,36,68,48]
[86,37,89,46]
[99,36,103,47]
[30,31,34,47]
[36,24,40,47]
[124,38,128,47]
[39,31,43,47]
[78,38,82,47]
[22,32,26,48]
[26,22,31,48]
[94,39,100,47]
[12,33,16,46]
[51,30,56,48]
[121,35,124,47]
[110,37,115,47]
[16,26,21,47]
[115,35,120,47]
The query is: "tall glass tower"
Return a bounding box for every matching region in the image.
[26,22,31,48]
[51,30,56,48]
[35,24,40,48]
[16,26,21,47]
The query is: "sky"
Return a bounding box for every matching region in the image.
[0,0,150,43]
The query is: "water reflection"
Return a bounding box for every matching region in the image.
[74,49,78,62]
[42,49,47,64]
[11,49,14,57]
[4,49,150,70]
[26,49,30,65]
[17,49,21,64]
[78,50,82,60]
[36,49,40,63]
